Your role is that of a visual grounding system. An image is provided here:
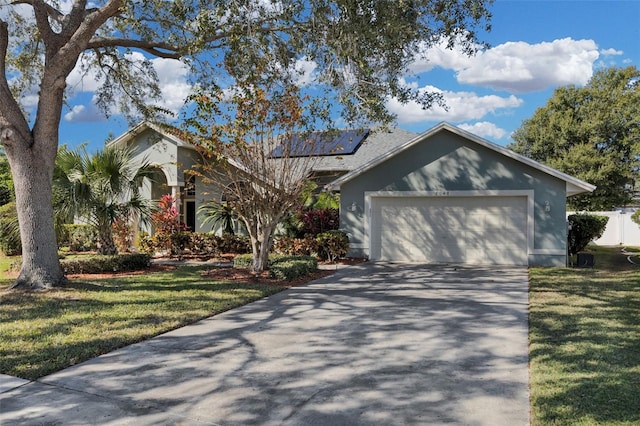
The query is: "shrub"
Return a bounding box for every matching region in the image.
[138,228,250,259]
[316,230,349,262]
[567,213,609,255]
[61,224,99,252]
[137,231,154,255]
[269,255,318,281]
[0,202,20,255]
[112,216,135,253]
[233,254,317,280]
[150,194,189,256]
[273,236,318,256]
[187,233,220,257]
[298,208,339,236]
[60,253,151,274]
[632,210,640,227]
[218,234,251,254]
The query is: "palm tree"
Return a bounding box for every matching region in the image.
[53,144,154,255]
[199,201,239,236]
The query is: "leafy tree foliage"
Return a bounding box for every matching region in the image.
[0,0,492,289]
[509,66,640,211]
[632,210,640,228]
[53,144,154,255]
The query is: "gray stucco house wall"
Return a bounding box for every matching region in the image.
[329,123,595,267]
[108,122,222,234]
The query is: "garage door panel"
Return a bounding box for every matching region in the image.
[372,196,528,266]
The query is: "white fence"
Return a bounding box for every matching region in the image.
[568,209,640,246]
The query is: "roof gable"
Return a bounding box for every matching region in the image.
[327,122,596,196]
[107,121,196,150]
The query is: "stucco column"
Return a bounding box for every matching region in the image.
[171,186,181,211]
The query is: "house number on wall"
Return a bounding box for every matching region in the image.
[433,191,450,196]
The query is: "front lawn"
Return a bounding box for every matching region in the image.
[529,245,640,425]
[0,265,286,380]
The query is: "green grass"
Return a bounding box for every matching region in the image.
[0,265,285,380]
[529,245,640,425]
[0,255,17,279]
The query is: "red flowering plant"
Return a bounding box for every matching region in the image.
[150,194,189,256]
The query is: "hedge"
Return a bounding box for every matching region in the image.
[233,254,318,281]
[60,253,151,274]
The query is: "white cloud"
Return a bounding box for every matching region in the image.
[458,122,508,140]
[457,38,599,93]
[600,48,623,56]
[411,37,600,93]
[64,101,105,123]
[150,56,191,112]
[388,85,523,124]
[410,38,477,74]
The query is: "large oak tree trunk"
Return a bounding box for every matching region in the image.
[8,137,64,290]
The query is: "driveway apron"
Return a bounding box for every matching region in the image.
[1,263,530,425]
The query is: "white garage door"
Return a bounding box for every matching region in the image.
[370,196,528,265]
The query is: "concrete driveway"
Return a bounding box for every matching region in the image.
[1,263,530,425]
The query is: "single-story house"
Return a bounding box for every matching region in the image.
[109,121,595,267]
[328,122,595,267]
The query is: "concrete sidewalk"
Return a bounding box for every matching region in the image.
[1,263,530,425]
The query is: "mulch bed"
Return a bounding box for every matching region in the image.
[4,257,366,287]
[74,257,367,286]
[199,267,336,287]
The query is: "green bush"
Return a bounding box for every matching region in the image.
[233,254,318,280]
[316,230,349,262]
[567,213,609,255]
[137,231,154,255]
[632,210,640,227]
[269,256,318,281]
[60,253,151,274]
[61,224,98,252]
[0,202,20,255]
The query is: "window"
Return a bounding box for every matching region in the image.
[185,175,196,197]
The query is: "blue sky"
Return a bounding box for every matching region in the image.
[58,0,640,151]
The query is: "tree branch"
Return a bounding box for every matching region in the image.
[0,20,31,149]
[87,37,183,59]
[11,0,64,23]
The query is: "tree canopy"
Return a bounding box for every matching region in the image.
[0,0,493,289]
[509,66,640,211]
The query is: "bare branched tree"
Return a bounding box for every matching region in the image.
[186,84,331,272]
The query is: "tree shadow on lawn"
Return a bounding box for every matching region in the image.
[0,266,288,380]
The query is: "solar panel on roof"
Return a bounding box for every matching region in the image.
[270,129,370,158]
